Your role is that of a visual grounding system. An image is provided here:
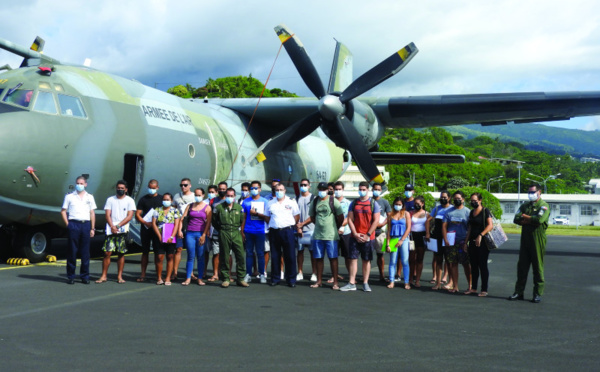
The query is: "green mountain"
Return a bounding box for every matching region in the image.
[444,123,600,157]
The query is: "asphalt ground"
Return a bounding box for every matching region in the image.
[0,234,598,371]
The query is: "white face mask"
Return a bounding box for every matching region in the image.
[334,190,343,198]
[276,191,285,200]
[358,190,367,198]
[75,184,85,192]
[250,189,259,196]
[394,205,403,211]
[318,191,327,198]
[528,191,539,202]
[373,190,381,197]
[207,193,216,200]
[195,196,203,203]
[241,191,249,198]
[147,188,157,195]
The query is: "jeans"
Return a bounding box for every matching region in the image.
[244,232,265,276]
[389,238,410,282]
[185,231,206,279]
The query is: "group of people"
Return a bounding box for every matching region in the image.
[61,176,549,302]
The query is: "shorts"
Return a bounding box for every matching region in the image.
[264,238,271,253]
[311,240,338,259]
[102,234,127,254]
[374,232,386,256]
[176,234,185,249]
[349,238,374,261]
[140,227,158,254]
[155,242,176,255]
[338,234,351,258]
[433,238,445,258]
[411,231,426,249]
[445,241,469,264]
[209,234,220,255]
[458,245,469,265]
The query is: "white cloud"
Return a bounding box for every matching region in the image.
[582,118,600,131]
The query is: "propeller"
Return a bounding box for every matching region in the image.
[266,24,418,186]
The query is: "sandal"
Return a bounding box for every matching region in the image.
[164,281,172,286]
[197,280,206,286]
[310,283,322,288]
[432,285,441,290]
[327,277,334,283]
[182,280,191,286]
[95,278,107,284]
[136,277,147,282]
[332,285,340,290]
[429,279,436,284]
[207,276,218,282]
[478,291,488,297]
[156,280,164,285]
[387,283,395,289]
[191,275,198,281]
[117,279,126,284]
[404,284,411,290]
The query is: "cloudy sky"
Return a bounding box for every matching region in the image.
[2,0,600,130]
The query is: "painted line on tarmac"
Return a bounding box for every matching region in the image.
[0,285,156,321]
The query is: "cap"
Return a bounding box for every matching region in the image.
[404,184,414,191]
[317,182,328,190]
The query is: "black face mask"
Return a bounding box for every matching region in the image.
[414,204,422,210]
[328,190,334,195]
[440,198,449,205]
[453,199,462,207]
[116,189,126,197]
[218,190,226,198]
[470,201,479,208]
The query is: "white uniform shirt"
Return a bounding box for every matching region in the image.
[265,196,300,229]
[62,191,97,221]
[104,195,136,234]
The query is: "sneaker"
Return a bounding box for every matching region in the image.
[244,274,252,283]
[296,272,304,281]
[310,273,317,282]
[339,283,357,292]
[394,276,401,283]
[363,283,372,292]
[260,275,267,284]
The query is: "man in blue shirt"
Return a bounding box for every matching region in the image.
[242,180,269,284]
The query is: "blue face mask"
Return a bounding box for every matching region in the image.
[358,190,367,198]
[195,196,203,203]
[373,190,381,197]
[404,191,413,198]
[318,191,327,198]
[75,184,85,192]
[300,186,308,193]
[162,201,171,207]
[250,189,259,196]
[148,188,157,195]
[207,193,216,200]
[276,191,285,200]
[394,205,402,211]
[241,191,249,198]
[225,197,235,204]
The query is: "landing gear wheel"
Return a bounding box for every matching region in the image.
[17,229,52,263]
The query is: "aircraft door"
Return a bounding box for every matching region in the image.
[123,154,144,199]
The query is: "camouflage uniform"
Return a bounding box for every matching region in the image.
[513,198,550,297]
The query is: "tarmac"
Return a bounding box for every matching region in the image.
[0,234,598,371]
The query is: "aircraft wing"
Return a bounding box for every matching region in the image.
[365,91,600,128]
[370,152,465,165]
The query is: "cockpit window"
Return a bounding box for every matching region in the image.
[54,84,64,92]
[3,88,33,108]
[57,94,86,118]
[38,82,52,90]
[34,91,58,114]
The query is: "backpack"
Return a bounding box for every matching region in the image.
[311,196,342,229]
[351,198,376,229]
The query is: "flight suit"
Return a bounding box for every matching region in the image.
[513,198,550,296]
[212,202,246,283]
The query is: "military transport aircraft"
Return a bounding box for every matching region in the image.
[1,24,600,262]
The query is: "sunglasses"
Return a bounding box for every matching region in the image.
[180,184,190,187]
[250,187,259,190]
[300,184,309,187]
[272,179,280,182]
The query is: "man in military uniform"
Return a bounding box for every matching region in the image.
[212,187,248,288]
[509,184,550,303]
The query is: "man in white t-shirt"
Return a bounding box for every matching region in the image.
[96,180,136,284]
[173,177,196,281]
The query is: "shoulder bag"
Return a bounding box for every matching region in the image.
[482,208,508,250]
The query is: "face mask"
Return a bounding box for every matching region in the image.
[334,190,343,198]
[528,192,538,202]
[116,189,125,197]
[318,191,327,198]
[470,200,479,208]
[394,205,403,211]
[404,191,413,198]
[225,197,234,204]
[75,184,85,192]
[453,199,462,207]
[300,186,308,193]
[207,193,216,200]
[148,188,157,195]
[250,189,259,196]
[241,191,249,198]
[162,201,171,207]
[358,190,367,198]
[440,198,449,205]
[415,204,422,210]
[276,191,285,200]
[373,190,381,198]
[218,190,226,198]
[195,196,203,203]
[328,190,334,196]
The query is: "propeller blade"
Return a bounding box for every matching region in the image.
[339,42,418,103]
[275,24,326,99]
[263,111,322,154]
[334,114,385,186]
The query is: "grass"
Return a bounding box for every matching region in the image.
[501,224,600,237]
